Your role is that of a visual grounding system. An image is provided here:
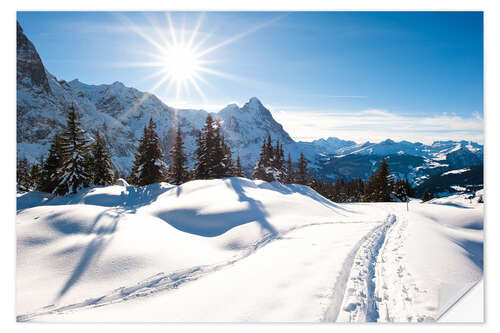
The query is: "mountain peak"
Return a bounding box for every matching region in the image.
[242,97,267,115]
[248,97,263,106]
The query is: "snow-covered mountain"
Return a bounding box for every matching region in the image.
[312,139,484,187]
[16,22,294,174]
[16,22,483,186]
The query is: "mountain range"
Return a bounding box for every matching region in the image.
[16,22,483,194]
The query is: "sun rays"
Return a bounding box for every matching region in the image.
[118,13,227,105]
[114,12,286,113]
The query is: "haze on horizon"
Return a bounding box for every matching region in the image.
[16,11,484,144]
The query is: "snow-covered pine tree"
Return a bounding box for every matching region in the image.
[30,161,40,190]
[129,125,148,185]
[90,131,115,186]
[16,157,31,191]
[220,135,234,177]
[38,134,64,193]
[211,124,225,178]
[271,139,287,182]
[130,118,167,186]
[167,124,189,185]
[195,114,226,179]
[253,136,289,182]
[285,153,294,184]
[393,178,414,202]
[193,130,208,179]
[295,152,310,185]
[54,104,92,195]
[194,115,214,179]
[252,139,269,180]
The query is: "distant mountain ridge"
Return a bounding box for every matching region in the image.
[16,22,483,191]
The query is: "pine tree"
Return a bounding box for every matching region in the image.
[38,134,64,193]
[16,157,31,191]
[194,115,216,179]
[212,124,226,178]
[252,139,270,181]
[167,124,189,185]
[394,178,414,202]
[422,190,434,202]
[130,118,167,186]
[295,152,310,185]
[90,131,114,186]
[362,158,394,202]
[220,135,234,177]
[252,136,288,182]
[54,105,92,195]
[30,162,40,190]
[233,155,245,178]
[285,153,294,184]
[378,158,394,201]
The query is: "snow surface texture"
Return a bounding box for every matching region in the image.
[16,179,483,322]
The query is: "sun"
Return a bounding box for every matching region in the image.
[162,44,200,83]
[118,12,286,111]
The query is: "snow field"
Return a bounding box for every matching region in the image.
[16,179,483,322]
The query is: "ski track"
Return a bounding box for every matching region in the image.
[335,214,397,322]
[335,207,434,323]
[17,218,380,322]
[374,213,434,322]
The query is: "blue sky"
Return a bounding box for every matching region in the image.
[17,11,483,143]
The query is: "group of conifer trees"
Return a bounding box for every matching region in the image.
[311,159,417,203]
[17,104,115,195]
[125,114,245,187]
[312,177,365,203]
[251,135,311,185]
[17,107,425,202]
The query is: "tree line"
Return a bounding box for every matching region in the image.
[310,159,417,203]
[18,106,429,202]
[17,104,115,195]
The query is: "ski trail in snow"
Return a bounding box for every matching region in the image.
[335,214,397,323]
[374,212,434,322]
[17,219,378,322]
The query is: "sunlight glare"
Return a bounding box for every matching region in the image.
[163,44,200,83]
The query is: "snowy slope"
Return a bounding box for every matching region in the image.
[16,179,483,322]
[334,194,483,322]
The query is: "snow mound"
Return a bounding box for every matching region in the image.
[17,177,365,319]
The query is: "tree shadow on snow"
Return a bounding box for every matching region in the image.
[153,178,277,237]
[55,208,122,301]
[230,178,354,215]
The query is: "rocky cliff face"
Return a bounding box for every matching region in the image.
[17,22,50,93]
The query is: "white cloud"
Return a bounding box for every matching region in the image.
[270,108,484,144]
